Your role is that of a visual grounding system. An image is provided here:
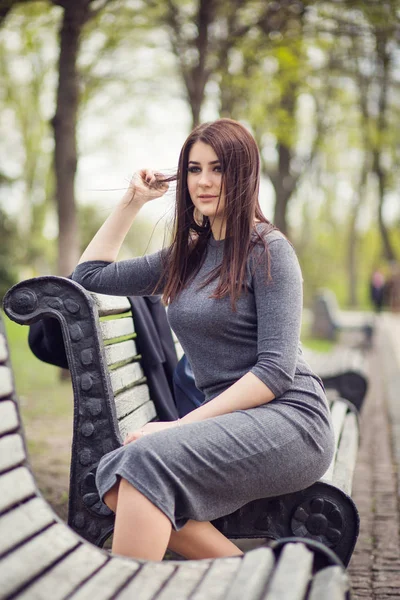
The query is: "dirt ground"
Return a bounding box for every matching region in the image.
[24,413,72,522]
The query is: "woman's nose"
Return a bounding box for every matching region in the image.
[198,172,212,186]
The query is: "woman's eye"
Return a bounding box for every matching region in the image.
[188,167,201,173]
[214,166,222,173]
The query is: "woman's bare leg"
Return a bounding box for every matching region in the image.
[104,479,243,560]
[111,478,172,560]
[168,520,243,559]
[104,480,120,512]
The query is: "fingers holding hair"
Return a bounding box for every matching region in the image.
[124,169,169,206]
[138,169,169,191]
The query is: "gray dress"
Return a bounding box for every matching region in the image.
[72,228,335,530]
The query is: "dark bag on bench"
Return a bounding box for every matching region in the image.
[173,354,204,416]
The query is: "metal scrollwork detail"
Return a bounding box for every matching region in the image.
[65,299,80,314]
[9,289,38,315]
[81,466,113,517]
[291,496,344,547]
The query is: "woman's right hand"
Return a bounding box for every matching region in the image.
[121,169,169,207]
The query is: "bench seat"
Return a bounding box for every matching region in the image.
[4,276,361,566]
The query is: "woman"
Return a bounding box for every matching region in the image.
[72,118,335,561]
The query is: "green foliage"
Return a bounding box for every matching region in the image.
[0,208,19,301]
[295,213,400,311]
[0,2,59,274]
[78,202,161,258]
[302,337,335,353]
[1,0,400,309]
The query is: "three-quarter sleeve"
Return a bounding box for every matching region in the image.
[71,249,168,297]
[250,237,303,397]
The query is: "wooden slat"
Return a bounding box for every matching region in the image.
[0,334,8,363]
[17,543,108,600]
[174,341,184,360]
[0,401,19,435]
[263,543,313,600]
[156,560,211,600]
[332,412,359,495]
[118,401,157,439]
[105,339,138,368]
[0,467,37,513]
[69,557,140,600]
[110,362,144,395]
[320,400,348,483]
[308,565,349,600]
[115,562,176,600]
[100,318,135,341]
[190,558,241,600]
[115,384,150,420]
[0,523,80,599]
[91,293,131,316]
[0,434,26,472]
[0,497,55,557]
[171,330,184,360]
[225,547,275,600]
[0,366,13,399]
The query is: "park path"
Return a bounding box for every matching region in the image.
[348,314,400,599]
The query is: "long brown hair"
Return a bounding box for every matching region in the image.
[161,118,275,308]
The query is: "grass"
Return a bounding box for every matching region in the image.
[3,312,73,519]
[3,313,72,418]
[302,337,335,353]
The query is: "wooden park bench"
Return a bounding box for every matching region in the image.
[311,289,374,347]
[4,276,361,570]
[0,309,352,599]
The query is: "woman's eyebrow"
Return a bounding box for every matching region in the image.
[188,160,221,165]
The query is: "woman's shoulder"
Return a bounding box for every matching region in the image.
[252,223,289,246]
[249,223,299,270]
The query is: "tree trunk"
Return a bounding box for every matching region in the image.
[51,1,89,276]
[188,89,204,129]
[374,151,395,262]
[272,143,296,235]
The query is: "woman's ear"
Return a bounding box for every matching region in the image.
[193,207,203,226]
[189,205,209,233]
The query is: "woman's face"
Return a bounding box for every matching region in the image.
[187,141,225,228]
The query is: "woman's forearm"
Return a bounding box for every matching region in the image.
[128,373,274,441]
[78,171,168,265]
[180,372,275,424]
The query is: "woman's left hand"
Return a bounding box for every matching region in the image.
[123,420,179,445]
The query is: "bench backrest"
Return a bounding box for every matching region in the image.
[91,293,158,441]
[3,277,161,545]
[311,289,340,339]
